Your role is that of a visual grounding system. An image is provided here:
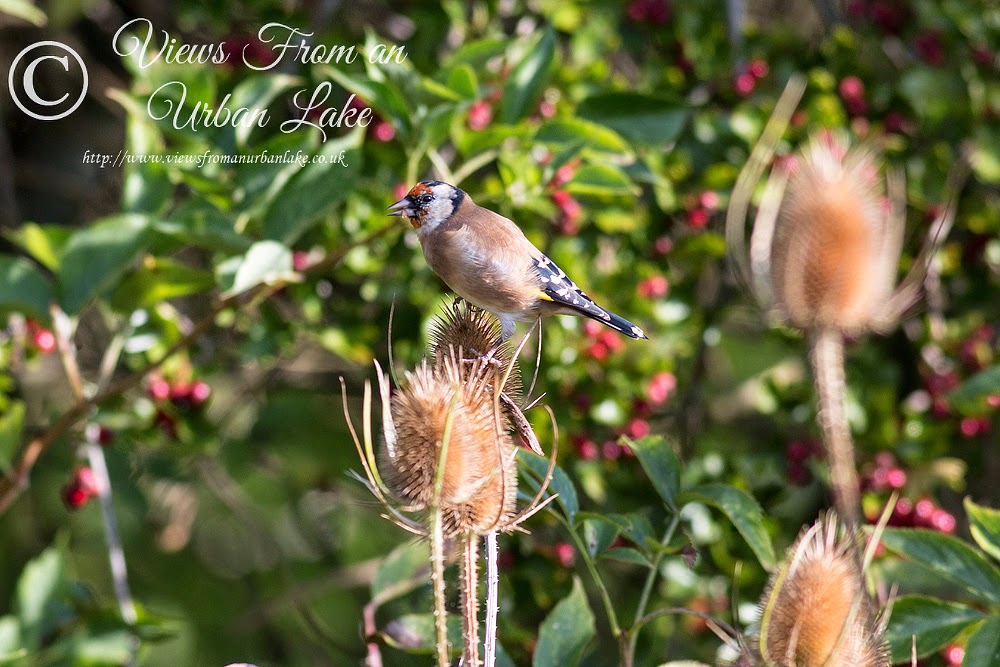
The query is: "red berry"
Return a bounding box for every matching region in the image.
[960,416,990,438]
[646,372,677,405]
[698,190,721,210]
[170,381,192,405]
[583,320,603,337]
[292,251,311,272]
[915,30,946,66]
[551,190,572,207]
[886,468,907,490]
[538,101,556,118]
[33,329,56,354]
[576,438,599,461]
[97,426,114,447]
[467,100,493,131]
[889,497,914,527]
[786,461,811,486]
[637,275,669,299]
[734,72,756,97]
[914,498,936,526]
[943,644,965,666]
[973,45,993,67]
[686,207,710,229]
[602,441,622,460]
[62,484,90,510]
[372,120,395,142]
[190,381,211,406]
[785,441,811,462]
[931,509,957,534]
[149,378,171,402]
[654,236,673,256]
[586,342,609,361]
[552,164,575,188]
[747,59,769,79]
[626,418,650,439]
[554,542,576,568]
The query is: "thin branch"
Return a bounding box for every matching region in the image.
[622,513,681,667]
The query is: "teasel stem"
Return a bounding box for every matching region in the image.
[484,531,499,667]
[429,394,460,667]
[461,535,482,667]
[429,505,449,667]
[809,327,860,528]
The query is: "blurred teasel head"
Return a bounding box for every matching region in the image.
[768,134,901,333]
[743,513,890,667]
[727,77,966,337]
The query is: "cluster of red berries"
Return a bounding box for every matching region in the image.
[62,466,98,510]
[785,439,823,486]
[148,375,211,439]
[546,161,582,235]
[636,274,668,299]
[467,100,492,131]
[685,190,720,230]
[845,0,911,35]
[582,319,625,361]
[862,451,907,493]
[571,434,634,462]
[25,318,56,354]
[733,58,769,97]
[885,496,957,534]
[626,0,670,25]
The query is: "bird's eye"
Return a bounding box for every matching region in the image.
[417,194,433,205]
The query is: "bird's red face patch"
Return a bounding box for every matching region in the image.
[407,183,433,199]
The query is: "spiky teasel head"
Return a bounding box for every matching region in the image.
[745,513,890,667]
[380,356,518,537]
[429,300,521,399]
[769,133,903,334]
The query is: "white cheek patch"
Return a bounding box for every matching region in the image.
[419,190,455,232]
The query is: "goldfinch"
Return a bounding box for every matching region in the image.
[388,180,647,341]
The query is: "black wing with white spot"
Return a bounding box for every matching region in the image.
[532,255,647,340]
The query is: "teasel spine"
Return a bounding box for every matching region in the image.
[461,535,482,667]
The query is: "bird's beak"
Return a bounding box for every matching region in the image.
[386,197,414,218]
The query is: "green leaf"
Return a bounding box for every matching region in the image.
[949,365,1000,413]
[5,223,70,271]
[443,37,508,72]
[536,118,632,155]
[71,628,134,664]
[966,498,1000,563]
[533,578,595,667]
[578,93,688,146]
[57,214,153,313]
[899,70,967,125]
[324,67,412,138]
[965,616,1000,666]
[500,27,555,124]
[372,541,429,599]
[564,164,638,198]
[881,528,1000,606]
[0,402,25,475]
[262,127,363,244]
[380,613,462,654]
[0,0,46,25]
[0,616,20,657]
[679,484,776,570]
[121,111,171,215]
[110,258,215,311]
[519,452,578,524]
[622,435,680,510]
[0,257,52,320]
[445,65,478,100]
[970,126,1000,184]
[15,548,70,649]
[219,241,295,297]
[225,74,299,147]
[598,547,652,567]
[885,596,986,662]
[578,513,621,558]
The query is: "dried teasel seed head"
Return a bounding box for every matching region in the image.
[381,357,518,537]
[428,301,521,399]
[770,134,902,333]
[748,513,889,667]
